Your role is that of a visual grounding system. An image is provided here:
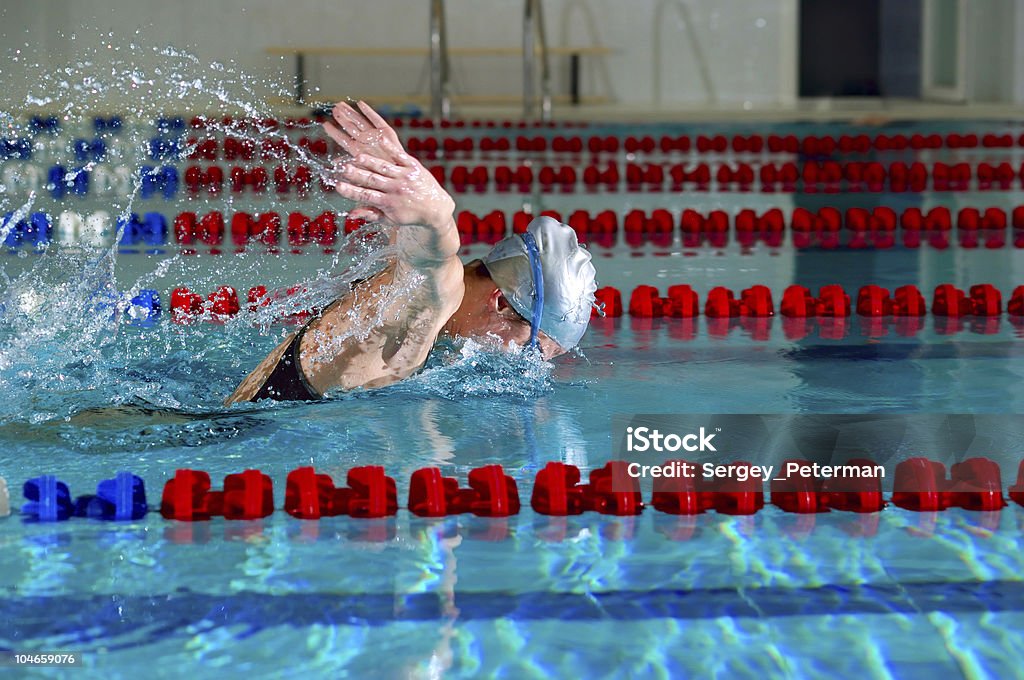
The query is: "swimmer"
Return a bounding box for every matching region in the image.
[226,101,597,404]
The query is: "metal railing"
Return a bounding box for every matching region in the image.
[430,0,551,121]
[429,0,451,121]
[523,0,552,122]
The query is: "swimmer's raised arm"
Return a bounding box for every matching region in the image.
[225,102,464,404]
[324,101,460,271]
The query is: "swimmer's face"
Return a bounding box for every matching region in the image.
[451,282,567,360]
[476,294,565,359]
[498,299,566,360]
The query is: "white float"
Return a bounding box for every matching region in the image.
[105,136,128,162]
[82,211,111,247]
[0,477,9,518]
[113,165,134,196]
[1,164,42,194]
[91,165,116,196]
[45,136,69,160]
[56,210,84,245]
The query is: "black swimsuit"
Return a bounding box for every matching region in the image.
[251,289,356,402]
[249,275,443,403]
[251,312,324,402]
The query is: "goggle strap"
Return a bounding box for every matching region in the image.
[519,231,544,349]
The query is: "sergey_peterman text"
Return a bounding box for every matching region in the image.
[626,461,886,481]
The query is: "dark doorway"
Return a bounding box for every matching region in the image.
[879,0,922,98]
[799,0,881,96]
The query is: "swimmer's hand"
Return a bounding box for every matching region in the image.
[324,101,456,238]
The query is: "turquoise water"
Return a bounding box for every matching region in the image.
[3,47,1024,679]
[2,242,1024,678]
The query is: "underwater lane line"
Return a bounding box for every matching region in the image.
[1,579,1022,637]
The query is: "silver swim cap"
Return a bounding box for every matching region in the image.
[482,216,597,349]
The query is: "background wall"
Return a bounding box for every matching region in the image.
[965,0,1018,102]
[0,0,1020,113]
[0,0,797,110]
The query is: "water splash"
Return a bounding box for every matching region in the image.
[0,39,368,424]
[391,338,554,401]
[0,37,553,443]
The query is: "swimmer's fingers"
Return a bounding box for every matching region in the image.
[356,101,403,147]
[377,136,414,167]
[348,206,386,222]
[338,163,394,192]
[348,153,404,179]
[335,101,399,157]
[323,118,403,166]
[322,119,346,144]
[333,100,408,164]
[334,180,387,207]
[332,101,371,138]
[323,120,367,157]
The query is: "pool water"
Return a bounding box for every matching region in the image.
[2,239,1024,678]
[3,50,1024,679]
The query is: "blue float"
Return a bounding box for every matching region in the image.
[0,212,47,248]
[47,165,66,199]
[73,138,89,162]
[22,476,74,522]
[140,166,179,199]
[1,138,32,160]
[71,167,90,196]
[159,166,179,198]
[24,212,51,246]
[49,166,90,198]
[148,137,166,160]
[30,116,60,135]
[142,212,167,245]
[149,136,184,161]
[118,213,144,246]
[155,116,184,132]
[128,289,162,324]
[93,116,123,134]
[400,103,423,118]
[140,165,161,199]
[73,472,148,521]
[73,138,106,163]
